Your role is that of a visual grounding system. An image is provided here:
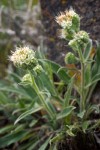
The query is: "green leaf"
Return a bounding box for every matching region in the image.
[8,71,21,83]
[36,44,46,60]
[85,73,100,88]
[44,90,56,113]
[89,119,100,130]
[15,106,42,124]
[92,42,100,77]
[29,119,38,127]
[66,124,79,137]
[13,124,25,133]
[64,76,75,108]
[83,39,92,60]
[37,71,56,95]
[57,106,75,120]
[95,42,100,65]
[50,133,63,144]
[27,140,40,150]
[39,136,51,150]
[0,86,32,99]
[40,59,70,84]
[82,121,90,133]
[85,104,99,118]
[0,125,14,134]
[77,110,86,119]
[85,63,91,86]
[92,73,100,81]
[66,129,75,136]
[0,131,29,148]
[0,91,10,104]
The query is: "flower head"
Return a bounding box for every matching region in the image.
[56,8,80,32]
[10,46,38,69]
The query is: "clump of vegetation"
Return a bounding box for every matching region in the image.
[0,9,100,150]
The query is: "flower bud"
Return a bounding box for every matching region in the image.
[75,31,89,43]
[68,31,89,51]
[56,8,80,32]
[33,64,43,75]
[68,39,78,51]
[22,73,32,83]
[58,29,74,40]
[10,46,38,70]
[65,52,78,64]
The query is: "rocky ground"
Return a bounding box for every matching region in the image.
[40,0,100,63]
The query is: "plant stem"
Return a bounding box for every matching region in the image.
[29,71,55,120]
[78,49,85,112]
[81,62,85,111]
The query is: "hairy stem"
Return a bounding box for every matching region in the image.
[29,71,55,120]
[81,62,85,111]
[78,49,85,112]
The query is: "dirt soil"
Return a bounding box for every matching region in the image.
[57,132,100,150]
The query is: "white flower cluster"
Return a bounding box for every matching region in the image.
[56,8,80,30]
[10,46,37,69]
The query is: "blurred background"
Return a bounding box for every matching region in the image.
[0,0,100,78]
[0,0,43,78]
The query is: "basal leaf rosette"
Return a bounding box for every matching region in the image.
[10,46,38,70]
